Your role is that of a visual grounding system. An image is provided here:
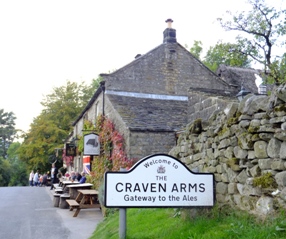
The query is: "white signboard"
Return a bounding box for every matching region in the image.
[83,133,100,156]
[105,154,215,208]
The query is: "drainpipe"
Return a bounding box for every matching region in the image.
[100,81,105,116]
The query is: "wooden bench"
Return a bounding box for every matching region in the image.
[66,200,81,217]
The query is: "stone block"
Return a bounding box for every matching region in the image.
[280,142,286,159]
[214,173,222,182]
[258,158,272,170]
[248,150,256,160]
[275,171,286,187]
[234,146,248,159]
[216,194,227,203]
[228,183,238,194]
[254,141,268,158]
[226,168,238,183]
[237,170,248,184]
[224,146,234,159]
[267,138,281,158]
[249,165,260,177]
[216,182,228,194]
[216,165,223,174]
[256,196,274,215]
[279,188,286,202]
[271,159,285,170]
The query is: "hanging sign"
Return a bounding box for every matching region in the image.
[105,154,215,208]
[83,133,100,156]
[65,143,77,156]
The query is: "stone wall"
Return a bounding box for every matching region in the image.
[169,84,286,216]
[129,131,176,160]
[188,90,236,123]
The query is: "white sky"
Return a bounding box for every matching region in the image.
[0,0,284,133]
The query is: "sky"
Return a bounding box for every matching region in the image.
[0,0,285,134]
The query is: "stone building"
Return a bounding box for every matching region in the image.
[68,19,246,172]
[216,64,260,94]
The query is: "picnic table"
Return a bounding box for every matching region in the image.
[61,180,80,193]
[66,189,101,217]
[67,183,93,199]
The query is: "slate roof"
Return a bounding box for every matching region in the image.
[107,94,188,132]
[216,64,259,94]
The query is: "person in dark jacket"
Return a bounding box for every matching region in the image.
[50,163,58,190]
[75,171,82,181]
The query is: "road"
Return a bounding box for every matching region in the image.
[0,186,103,239]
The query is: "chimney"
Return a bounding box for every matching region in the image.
[163,19,176,43]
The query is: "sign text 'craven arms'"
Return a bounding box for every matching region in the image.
[104,154,215,208]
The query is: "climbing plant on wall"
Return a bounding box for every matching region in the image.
[79,115,135,189]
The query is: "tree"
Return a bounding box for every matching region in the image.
[18,79,98,173]
[7,142,28,186]
[19,114,66,171]
[189,40,203,60]
[0,109,17,158]
[218,0,286,83]
[203,40,252,72]
[0,156,12,186]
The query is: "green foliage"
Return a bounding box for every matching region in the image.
[84,115,135,189]
[189,40,203,60]
[0,137,29,186]
[203,40,252,72]
[90,76,103,91]
[0,109,17,158]
[268,53,286,84]
[0,157,12,186]
[218,0,286,83]
[18,79,97,174]
[253,172,277,188]
[6,142,28,186]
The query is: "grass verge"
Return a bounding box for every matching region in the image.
[90,207,286,239]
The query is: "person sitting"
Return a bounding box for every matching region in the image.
[79,172,86,184]
[65,171,70,179]
[70,171,76,181]
[75,172,82,181]
[42,173,48,186]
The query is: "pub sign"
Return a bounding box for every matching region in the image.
[83,133,100,156]
[65,143,77,156]
[105,154,215,208]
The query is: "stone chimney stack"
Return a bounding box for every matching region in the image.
[163,19,176,43]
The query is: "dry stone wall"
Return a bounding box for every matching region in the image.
[169,84,286,216]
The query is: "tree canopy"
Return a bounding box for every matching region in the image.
[18,79,100,173]
[0,109,16,158]
[217,0,286,83]
[203,40,252,72]
[189,40,203,60]
[188,40,252,72]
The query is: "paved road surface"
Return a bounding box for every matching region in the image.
[0,186,103,239]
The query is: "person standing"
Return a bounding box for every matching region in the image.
[29,170,34,186]
[33,170,39,186]
[50,163,58,190]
